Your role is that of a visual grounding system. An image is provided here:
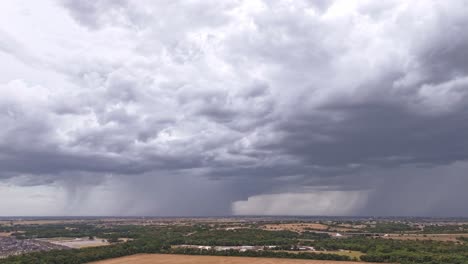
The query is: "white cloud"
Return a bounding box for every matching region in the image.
[0,0,468,216]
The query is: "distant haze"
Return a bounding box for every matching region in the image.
[1,0,468,216]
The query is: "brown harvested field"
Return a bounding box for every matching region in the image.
[89,254,371,264]
[262,223,329,232]
[382,233,468,242]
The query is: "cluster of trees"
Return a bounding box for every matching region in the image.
[299,231,330,240]
[170,247,351,261]
[361,252,468,264]
[4,222,468,264]
[11,224,102,239]
[423,224,468,234]
[314,237,468,264]
[8,224,145,240]
[180,229,299,246]
[363,223,419,234]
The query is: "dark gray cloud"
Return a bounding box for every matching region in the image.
[0,0,468,216]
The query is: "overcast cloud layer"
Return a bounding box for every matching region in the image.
[1,0,468,216]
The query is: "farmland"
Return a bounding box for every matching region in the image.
[89,254,369,264]
[3,217,468,263]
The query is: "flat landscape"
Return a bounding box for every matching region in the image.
[3,216,468,263]
[39,237,110,249]
[90,254,368,264]
[0,237,68,258]
[262,223,330,232]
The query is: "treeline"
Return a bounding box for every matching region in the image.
[12,224,102,239]
[5,222,468,264]
[361,252,468,264]
[363,223,419,234]
[170,247,351,261]
[423,224,468,234]
[299,231,330,240]
[179,229,299,246]
[10,224,149,240]
[314,237,468,264]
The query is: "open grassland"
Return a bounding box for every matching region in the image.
[89,254,371,264]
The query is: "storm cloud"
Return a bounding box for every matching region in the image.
[0,0,468,216]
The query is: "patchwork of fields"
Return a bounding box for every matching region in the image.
[2,217,468,263]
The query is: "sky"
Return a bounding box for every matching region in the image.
[0,0,468,217]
